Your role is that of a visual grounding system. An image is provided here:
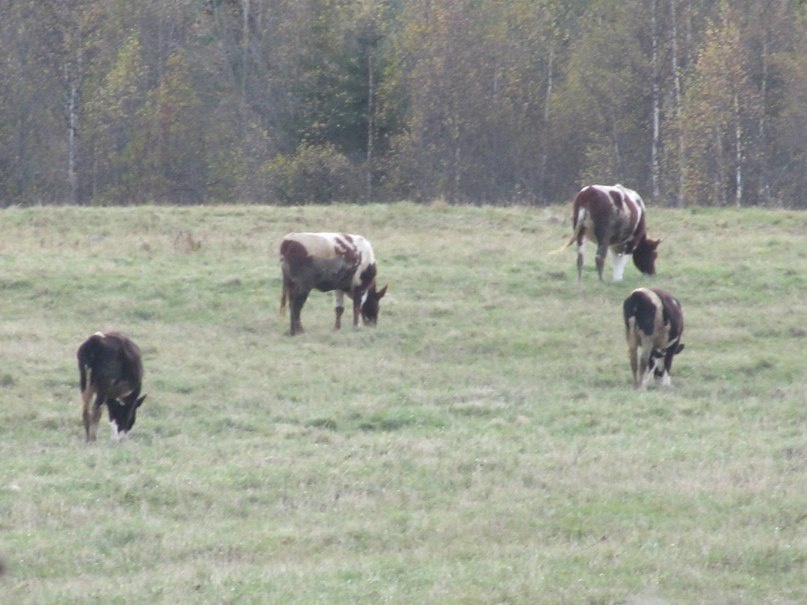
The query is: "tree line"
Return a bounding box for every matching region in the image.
[2,0,806,208]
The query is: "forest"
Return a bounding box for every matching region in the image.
[2,0,807,208]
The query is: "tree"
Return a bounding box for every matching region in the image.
[770,4,807,207]
[553,0,651,193]
[34,0,107,203]
[681,4,761,206]
[86,36,147,202]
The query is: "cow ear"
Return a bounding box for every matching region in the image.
[136,395,147,407]
[376,284,388,299]
[675,344,685,354]
[654,237,664,247]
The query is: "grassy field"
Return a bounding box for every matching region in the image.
[0,203,804,604]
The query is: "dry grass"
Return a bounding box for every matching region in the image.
[0,203,805,604]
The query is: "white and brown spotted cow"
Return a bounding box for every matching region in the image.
[560,184,661,281]
[77,332,146,442]
[623,288,685,389]
[279,232,387,336]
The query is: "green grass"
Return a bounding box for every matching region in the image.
[0,203,805,604]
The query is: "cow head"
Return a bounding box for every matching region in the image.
[108,394,147,438]
[361,284,388,326]
[632,237,661,275]
[651,343,685,377]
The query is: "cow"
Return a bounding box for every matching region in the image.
[623,288,685,389]
[558,184,661,281]
[76,332,146,442]
[279,232,388,336]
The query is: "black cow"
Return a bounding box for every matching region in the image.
[77,332,146,442]
[623,288,685,389]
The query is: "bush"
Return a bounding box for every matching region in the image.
[264,143,362,204]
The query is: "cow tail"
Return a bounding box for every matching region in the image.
[77,351,92,406]
[279,279,288,317]
[623,294,639,336]
[76,343,89,392]
[549,208,586,255]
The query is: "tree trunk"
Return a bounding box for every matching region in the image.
[66,61,80,205]
[366,46,374,201]
[650,0,661,203]
[734,92,742,206]
[670,0,685,207]
[758,34,769,204]
[539,44,554,203]
[242,0,249,109]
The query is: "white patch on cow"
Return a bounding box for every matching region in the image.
[333,290,345,309]
[109,423,129,442]
[661,372,672,387]
[576,206,587,227]
[284,232,376,290]
[612,252,629,281]
[577,241,585,263]
[94,331,105,338]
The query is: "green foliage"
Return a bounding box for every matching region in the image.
[681,5,762,207]
[3,1,807,205]
[86,36,148,203]
[0,204,805,603]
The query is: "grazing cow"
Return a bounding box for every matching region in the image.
[279,232,388,336]
[623,288,685,389]
[559,184,661,281]
[76,332,146,442]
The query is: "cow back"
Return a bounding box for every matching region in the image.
[281,232,376,293]
[624,288,683,349]
[78,332,143,397]
[654,288,684,346]
[623,288,660,337]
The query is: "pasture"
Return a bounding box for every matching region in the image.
[0,203,804,604]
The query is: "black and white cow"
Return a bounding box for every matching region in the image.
[76,332,146,442]
[623,288,685,389]
[279,232,388,336]
[560,184,661,281]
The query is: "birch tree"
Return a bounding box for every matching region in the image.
[681,6,761,206]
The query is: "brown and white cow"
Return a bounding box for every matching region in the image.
[77,332,146,442]
[623,288,685,389]
[279,232,387,336]
[560,184,661,281]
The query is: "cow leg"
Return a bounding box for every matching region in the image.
[595,241,608,281]
[81,384,94,440]
[84,398,103,442]
[352,287,362,326]
[333,291,345,330]
[289,288,309,336]
[637,336,655,390]
[612,250,629,281]
[660,350,675,387]
[82,401,92,441]
[107,400,122,441]
[576,241,585,281]
[627,334,640,389]
[106,398,126,441]
[639,350,655,389]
